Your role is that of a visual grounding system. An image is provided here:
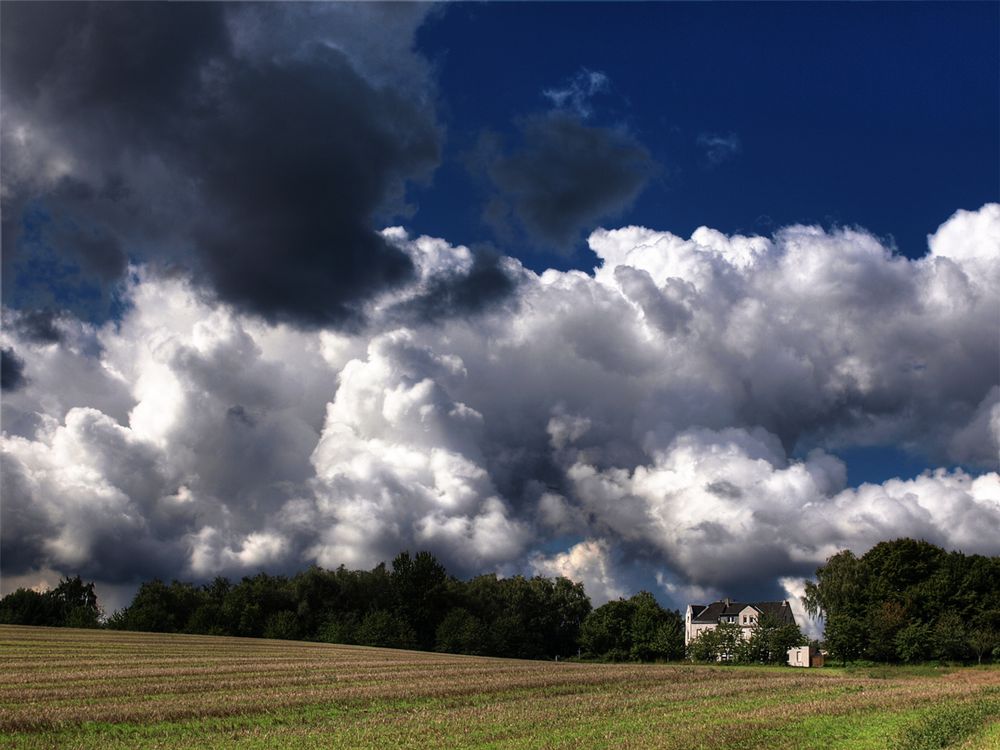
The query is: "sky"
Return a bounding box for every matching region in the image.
[1,2,998,622]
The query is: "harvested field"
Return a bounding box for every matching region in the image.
[1,625,998,749]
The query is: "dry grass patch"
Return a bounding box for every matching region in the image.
[2,625,998,749]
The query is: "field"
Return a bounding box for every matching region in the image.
[1,625,998,749]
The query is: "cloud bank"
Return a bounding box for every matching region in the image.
[3,205,998,613]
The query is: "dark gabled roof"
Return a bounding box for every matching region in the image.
[690,599,795,626]
[753,601,796,625]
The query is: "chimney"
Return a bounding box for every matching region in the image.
[723,597,731,608]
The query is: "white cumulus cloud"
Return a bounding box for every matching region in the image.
[2,205,998,616]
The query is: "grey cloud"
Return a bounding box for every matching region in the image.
[1,2,441,328]
[1,347,27,391]
[389,249,521,324]
[480,114,655,252]
[9,309,65,344]
[947,386,1000,466]
[0,458,55,574]
[186,43,438,327]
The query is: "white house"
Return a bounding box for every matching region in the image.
[685,598,796,645]
[685,598,806,665]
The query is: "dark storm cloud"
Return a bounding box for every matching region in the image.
[1,2,441,327]
[0,2,230,316]
[189,45,438,327]
[481,114,655,251]
[9,310,64,344]
[0,2,228,112]
[0,459,54,572]
[1,348,27,391]
[392,249,520,324]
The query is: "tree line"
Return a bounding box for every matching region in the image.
[0,552,687,662]
[8,538,990,666]
[0,576,100,629]
[804,538,1000,665]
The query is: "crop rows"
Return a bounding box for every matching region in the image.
[2,625,998,749]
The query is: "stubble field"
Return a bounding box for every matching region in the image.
[1,625,998,749]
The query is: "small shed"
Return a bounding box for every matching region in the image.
[787,644,823,668]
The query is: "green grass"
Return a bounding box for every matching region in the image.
[957,721,1000,750]
[752,699,1000,750]
[2,625,999,749]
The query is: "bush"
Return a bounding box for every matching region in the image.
[264,610,300,640]
[435,608,487,655]
[580,593,683,662]
[317,613,359,645]
[355,610,417,649]
[895,622,933,664]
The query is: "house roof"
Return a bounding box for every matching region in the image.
[690,599,796,625]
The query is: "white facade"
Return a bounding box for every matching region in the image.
[686,598,806,666]
[684,601,771,646]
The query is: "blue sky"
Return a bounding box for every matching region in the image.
[412,2,998,271]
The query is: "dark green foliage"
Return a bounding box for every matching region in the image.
[263,610,300,640]
[823,613,866,666]
[0,576,99,628]
[579,599,632,661]
[579,591,683,662]
[355,609,417,649]
[687,621,743,663]
[806,539,1000,664]
[741,613,807,664]
[713,621,743,662]
[804,549,864,620]
[41,551,591,660]
[932,612,968,662]
[434,608,487,655]
[895,622,933,663]
[317,612,360,645]
[107,579,204,633]
[686,625,721,662]
[0,588,58,626]
[390,551,450,651]
[968,628,998,665]
[866,600,908,662]
[439,573,591,659]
